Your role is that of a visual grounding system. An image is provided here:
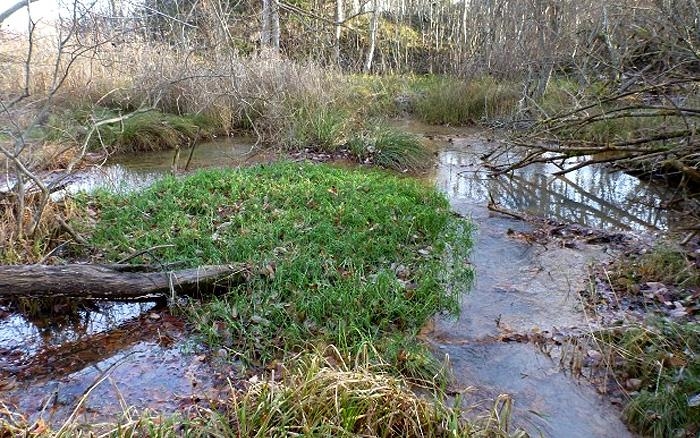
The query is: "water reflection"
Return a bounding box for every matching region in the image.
[430,134,635,437]
[61,136,260,195]
[0,302,156,371]
[438,137,671,231]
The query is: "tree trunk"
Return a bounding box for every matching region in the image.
[261,0,271,47]
[271,0,280,51]
[335,0,345,64]
[363,0,379,73]
[0,264,248,300]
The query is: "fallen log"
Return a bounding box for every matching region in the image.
[0,263,248,300]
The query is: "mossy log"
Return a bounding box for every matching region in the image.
[0,263,247,300]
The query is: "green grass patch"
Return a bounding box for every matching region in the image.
[82,162,473,373]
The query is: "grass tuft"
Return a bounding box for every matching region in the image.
[91,110,215,153]
[414,76,519,126]
[227,350,470,437]
[284,105,352,152]
[349,121,433,172]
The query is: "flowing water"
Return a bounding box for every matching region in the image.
[1,128,676,434]
[428,132,640,437]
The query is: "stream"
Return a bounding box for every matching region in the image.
[1,128,676,434]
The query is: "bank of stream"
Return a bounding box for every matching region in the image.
[0,126,680,434]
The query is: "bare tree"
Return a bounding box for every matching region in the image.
[0,0,142,256]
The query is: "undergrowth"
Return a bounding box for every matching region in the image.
[81,162,473,375]
[592,243,700,437]
[595,320,700,437]
[608,244,700,296]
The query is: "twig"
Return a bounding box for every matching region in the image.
[486,202,528,221]
[56,215,89,246]
[116,244,176,264]
[55,352,135,436]
[36,240,71,264]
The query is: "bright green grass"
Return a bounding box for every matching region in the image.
[84,162,473,372]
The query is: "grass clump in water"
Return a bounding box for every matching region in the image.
[284,104,351,152]
[349,121,433,172]
[92,110,215,153]
[83,162,473,374]
[225,349,515,437]
[414,76,519,126]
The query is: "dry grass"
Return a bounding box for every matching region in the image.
[0,32,346,145]
[0,348,526,437]
[0,194,78,264]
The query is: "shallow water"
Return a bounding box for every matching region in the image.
[2,129,669,434]
[62,136,261,195]
[0,137,261,425]
[429,134,634,437]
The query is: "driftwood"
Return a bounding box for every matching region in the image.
[0,263,248,300]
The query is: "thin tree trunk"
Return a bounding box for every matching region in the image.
[364,0,379,73]
[335,0,345,64]
[271,0,280,51]
[261,0,271,47]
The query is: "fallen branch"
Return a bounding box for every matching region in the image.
[0,263,248,300]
